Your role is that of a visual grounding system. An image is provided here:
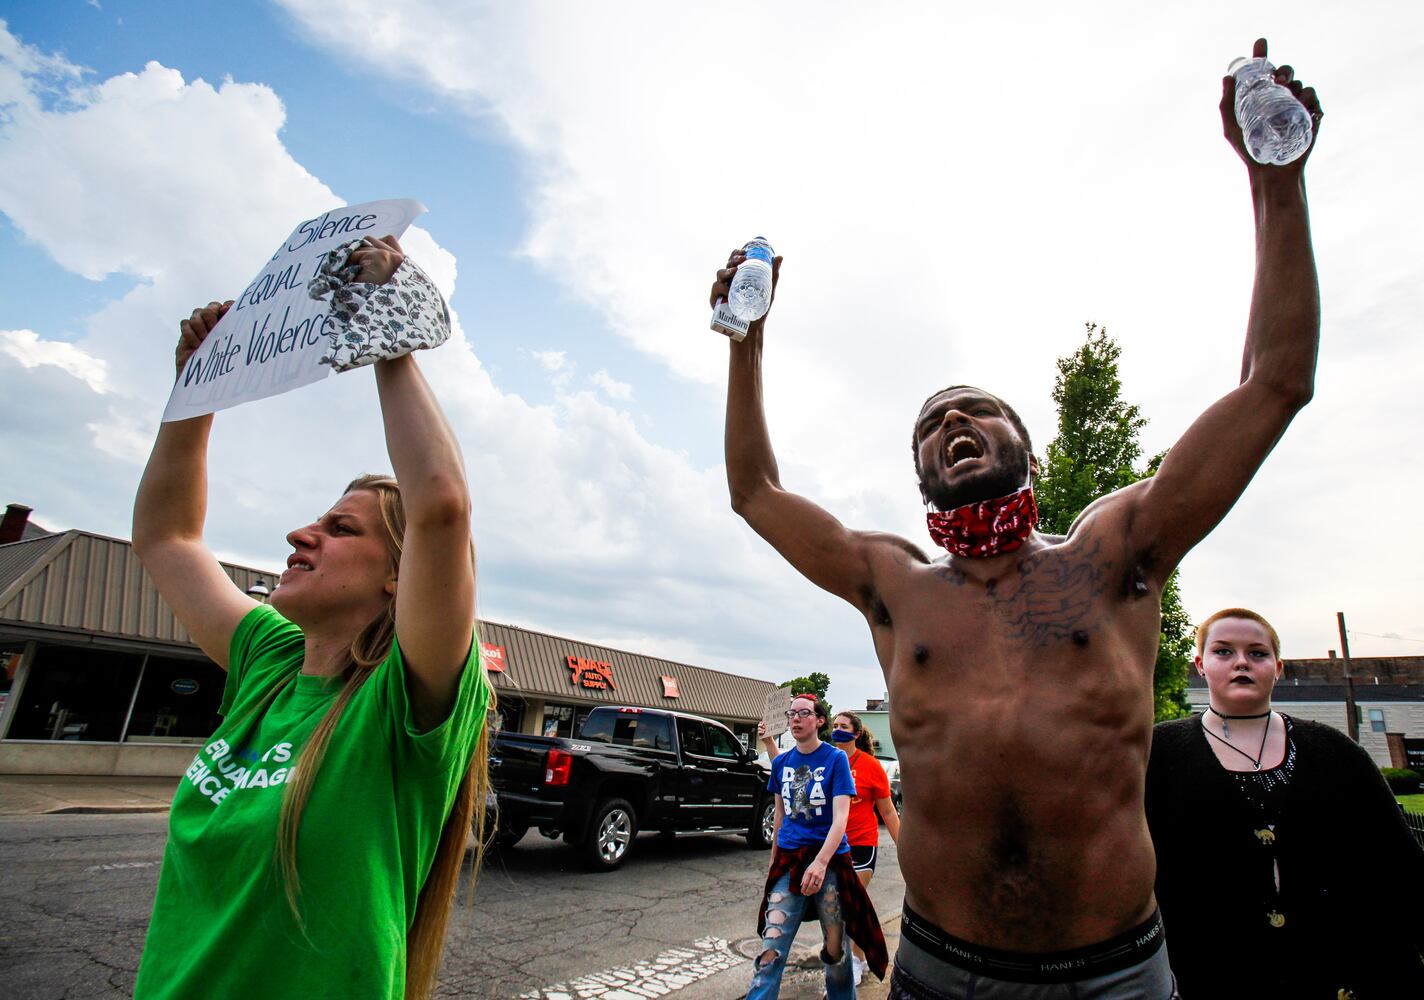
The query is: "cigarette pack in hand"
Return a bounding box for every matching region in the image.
[710,299,751,341]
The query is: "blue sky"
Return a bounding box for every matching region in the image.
[4,1,1424,711]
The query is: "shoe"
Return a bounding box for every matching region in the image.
[852,955,866,986]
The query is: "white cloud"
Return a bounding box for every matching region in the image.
[0,17,82,113]
[0,329,109,393]
[531,348,567,371]
[590,369,632,401]
[271,0,1424,676]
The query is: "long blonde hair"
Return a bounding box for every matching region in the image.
[272,473,491,1000]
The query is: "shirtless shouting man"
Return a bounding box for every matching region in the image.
[713,40,1321,998]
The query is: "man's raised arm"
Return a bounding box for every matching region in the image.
[716,250,882,607]
[1130,38,1323,575]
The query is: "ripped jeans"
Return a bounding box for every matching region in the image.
[747,868,855,1000]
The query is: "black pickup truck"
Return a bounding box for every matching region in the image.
[489,706,776,870]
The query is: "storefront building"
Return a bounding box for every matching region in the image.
[0,510,775,776]
[478,622,773,751]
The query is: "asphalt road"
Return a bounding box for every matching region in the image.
[0,814,903,999]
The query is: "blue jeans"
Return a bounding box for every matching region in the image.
[747,868,855,1000]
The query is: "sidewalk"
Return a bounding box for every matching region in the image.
[761,911,901,1000]
[0,773,177,815]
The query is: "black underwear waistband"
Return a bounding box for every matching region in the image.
[899,902,1165,985]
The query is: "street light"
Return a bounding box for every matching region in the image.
[247,577,271,603]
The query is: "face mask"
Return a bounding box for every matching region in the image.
[830,729,856,743]
[926,486,1038,558]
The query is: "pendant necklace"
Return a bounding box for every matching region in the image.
[1202,710,1273,771]
[1206,704,1270,739]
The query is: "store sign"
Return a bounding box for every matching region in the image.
[481,643,507,673]
[566,655,617,691]
[660,675,679,698]
[171,678,200,695]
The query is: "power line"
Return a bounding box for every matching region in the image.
[1349,629,1424,645]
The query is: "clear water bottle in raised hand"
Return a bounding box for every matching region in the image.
[1228,56,1312,165]
[728,237,775,321]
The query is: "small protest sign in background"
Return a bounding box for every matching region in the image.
[761,686,791,740]
[163,198,425,422]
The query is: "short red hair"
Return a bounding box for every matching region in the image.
[791,692,829,725]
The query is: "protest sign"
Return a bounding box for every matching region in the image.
[761,686,791,740]
[162,198,425,422]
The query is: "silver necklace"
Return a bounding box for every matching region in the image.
[1205,704,1270,739]
[1202,711,1273,771]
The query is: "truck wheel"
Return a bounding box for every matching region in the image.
[494,822,528,849]
[585,797,638,870]
[746,798,776,849]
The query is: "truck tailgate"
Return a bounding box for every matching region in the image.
[491,732,561,795]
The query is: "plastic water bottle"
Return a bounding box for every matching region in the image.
[1228,56,1312,165]
[728,237,775,322]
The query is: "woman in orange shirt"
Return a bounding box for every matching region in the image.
[830,711,899,986]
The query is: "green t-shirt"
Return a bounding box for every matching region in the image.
[134,604,489,1000]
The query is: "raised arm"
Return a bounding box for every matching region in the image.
[756,720,780,759]
[717,251,885,608]
[132,301,259,668]
[1129,39,1322,574]
[356,237,476,731]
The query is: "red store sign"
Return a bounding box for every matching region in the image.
[481,643,507,673]
[566,654,617,690]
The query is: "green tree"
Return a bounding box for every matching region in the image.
[1035,324,1191,721]
[778,672,831,700]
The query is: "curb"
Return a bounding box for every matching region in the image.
[43,805,172,815]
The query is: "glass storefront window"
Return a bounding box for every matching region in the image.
[6,644,143,742]
[2,642,227,745]
[0,644,24,726]
[124,655,225,744]
[494,696,524,734]
[542,704,574,738]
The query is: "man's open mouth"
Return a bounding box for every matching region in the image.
[944,431,985,468]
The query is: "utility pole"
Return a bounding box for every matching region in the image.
[1337,611,1359,742]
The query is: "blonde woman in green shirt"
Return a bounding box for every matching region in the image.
[131,235,491,1000]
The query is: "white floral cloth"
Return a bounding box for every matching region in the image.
[307,238,451,373]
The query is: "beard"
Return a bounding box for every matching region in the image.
[921,439,1031,512]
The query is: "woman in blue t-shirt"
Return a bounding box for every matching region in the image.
[749,693,859,999]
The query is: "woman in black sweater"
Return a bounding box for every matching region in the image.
[1146,607,1424,999]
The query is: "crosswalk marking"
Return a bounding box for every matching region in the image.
[519,937,741,999]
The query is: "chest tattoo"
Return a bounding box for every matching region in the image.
[930,541,1109,649]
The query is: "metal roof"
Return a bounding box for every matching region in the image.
[477,617,773,722]
[0,530,275,649]
[0,533,69,596]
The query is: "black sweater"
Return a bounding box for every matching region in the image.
[1146,715,1424,999]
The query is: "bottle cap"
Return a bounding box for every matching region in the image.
[1227,56,1274,77]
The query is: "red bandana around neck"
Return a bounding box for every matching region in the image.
[926,487,1038,558]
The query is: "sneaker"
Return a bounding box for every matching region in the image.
[852,955,866,986]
